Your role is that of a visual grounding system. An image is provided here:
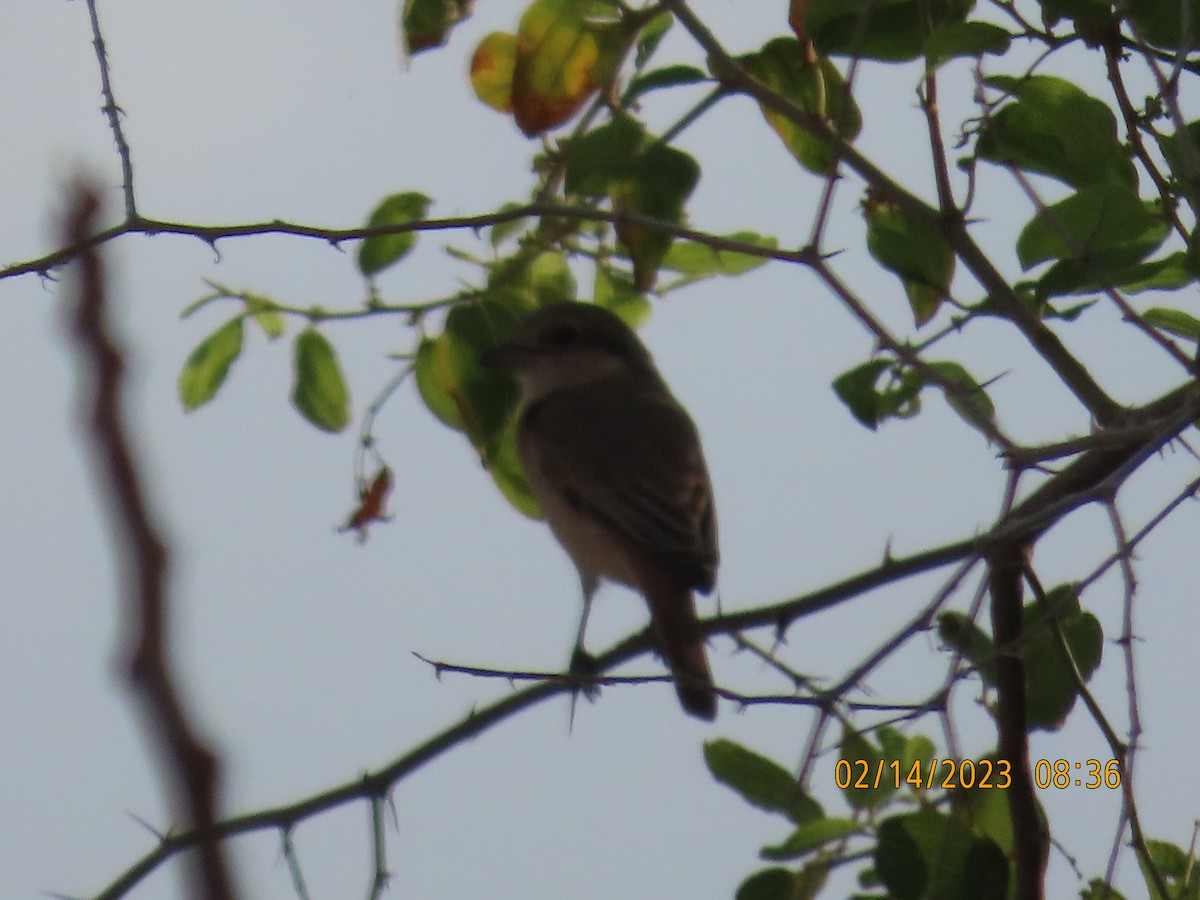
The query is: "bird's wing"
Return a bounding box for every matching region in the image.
[522,381,718,592]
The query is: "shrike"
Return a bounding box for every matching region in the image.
[485,301,718,720]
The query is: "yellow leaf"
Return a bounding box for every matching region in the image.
[512,0,603,135]
[470,32,517,112]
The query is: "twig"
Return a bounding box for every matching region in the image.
[0,204,802,282]
[64,179,234,900]
[368,796,390,900]
[1004,166,1197,377]
[280,828,312,900]
[659,0,1124,425]
[84,0,137,219]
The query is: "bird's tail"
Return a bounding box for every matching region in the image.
[642,577,717,721]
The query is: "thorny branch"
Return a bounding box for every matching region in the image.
[64,180,235,900]
[84,0,137,220]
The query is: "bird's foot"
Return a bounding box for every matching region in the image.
[568,648,602,702]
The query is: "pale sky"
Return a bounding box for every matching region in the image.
[3,2,1198,899]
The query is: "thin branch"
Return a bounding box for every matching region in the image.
[811,256,1015,450]
[64,179,234,900]
[1102,37,1187,240]
[1004,166,1197,377]
[659,0,1124,425]
[280,828,311,900]
[84,0,137,219]
[918,66,956,215]
[656,85,725,145]
[1104,501,1165,896]
[1126,20,1200,217]
[1077,473,1200,592]
[826,558,980,699]
[0,203,803,283]
[1022,565,1167,898]
[367,796,390,900]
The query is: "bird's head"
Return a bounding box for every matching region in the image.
[483,302,658,402]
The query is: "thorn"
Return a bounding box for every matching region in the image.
[126,811,166,840]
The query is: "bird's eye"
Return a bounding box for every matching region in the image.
[543,324,580,347]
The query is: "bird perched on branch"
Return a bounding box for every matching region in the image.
[485,301,719,720]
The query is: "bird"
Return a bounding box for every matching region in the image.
[483,301,719,720]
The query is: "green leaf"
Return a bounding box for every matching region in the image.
[178,317,245,412]
[736,868,796,900]
[489,202,531,248]
[1037,0,1115,34]
[1116,253,1196,293]
[834,357,988,433]
[1157,120,1200,182]
[401,0,473,55]
[762,817,863,860]
[1022,585,1103,731]
[704,739,822,825]
[738,38,863,175]
[864,194,954,326]
[291,328,350,433]
[924,21,1011,68]
[833,359,892,428]
[953,772,1013,854]
[805,0,973,61]
[876,808,1008,900]
[876,726,936,791]
[1144,307,1200,342]
[564,115,645,197]
[243,294,284,340]
[962,833,1012,899]
[1141,839,1200,899]
[486,420,540,518]
[626,64,708,100]
[610,140,700,290]
[839,730,895,809]
[633,10,672,69]
[937,611,996,685]
[1016,184,1168,270]
[1081,879,1128,900]
[357,191,433,277]
[1129,0,1200,51]
[832,359,922,430]
[660,231,778,286]
[442,300,527,439]
[415,298,538,517]
[414,336,466,431]
[528,250,577,304]
[1036,251,1195,298]
[977,75,1137,188]
[565,115,699,288]
[926,361,995,434]
[593,265,651,326]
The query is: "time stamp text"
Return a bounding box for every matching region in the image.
[835,758,1123,791]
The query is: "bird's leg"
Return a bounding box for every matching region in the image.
[568,575,601,727]
[569,574,600,676]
